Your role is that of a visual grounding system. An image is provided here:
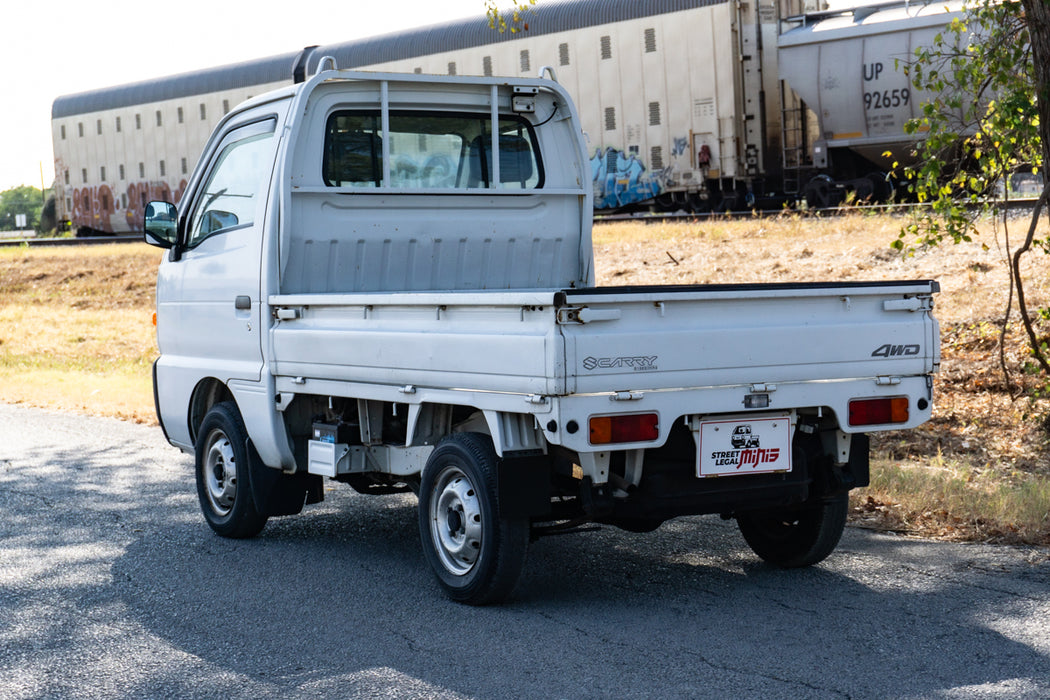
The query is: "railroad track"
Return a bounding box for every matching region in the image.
[594,197,1044,225]
[0,233,142,248]
[3,198,1041,246]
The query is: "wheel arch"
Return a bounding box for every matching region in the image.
[188,378,234,447]
[479,410,547,458]
[407,404,548,459]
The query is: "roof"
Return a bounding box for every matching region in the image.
[778,0,965,47]
[307,0,726,72]
[51,51,307,119]
[52,0,724,119]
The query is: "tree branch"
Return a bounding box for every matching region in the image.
[1010,183,1050,375]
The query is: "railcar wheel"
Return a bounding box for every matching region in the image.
[736,492,848,568]
[195,401,268,538]
[804,174,837,209]
[418,433,529,605]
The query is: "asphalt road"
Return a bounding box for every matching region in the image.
[2,403,1049,699]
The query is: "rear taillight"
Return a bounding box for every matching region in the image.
[848,397,909,426]
[589,413,660,445]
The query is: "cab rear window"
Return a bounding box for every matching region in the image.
[322,110,542,190]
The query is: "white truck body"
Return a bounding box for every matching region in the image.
[146,64,939,603]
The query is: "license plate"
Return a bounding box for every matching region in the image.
[695,413,793,478]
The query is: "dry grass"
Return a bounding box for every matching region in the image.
[1,215,1049,543]
[0,243,162,423]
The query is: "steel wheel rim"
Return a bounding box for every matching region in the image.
[203,430,237,517]
[429,466,483,576]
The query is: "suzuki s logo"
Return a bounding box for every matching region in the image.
[871,344,921,358]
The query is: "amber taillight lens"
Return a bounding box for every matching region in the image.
[589,413,660,444]
[848,397,909,426]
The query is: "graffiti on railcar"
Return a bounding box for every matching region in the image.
[590,137,695,210]
[69,180,187,233]
[590,147,664,209]
[71,184,116,232]
[124,181,188,231]
[672,137,689,158]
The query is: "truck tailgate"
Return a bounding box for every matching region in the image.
[558,281,939,394]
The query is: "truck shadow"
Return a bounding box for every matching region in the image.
[110,486,1050,699]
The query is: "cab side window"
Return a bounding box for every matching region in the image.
[187,119,277,248]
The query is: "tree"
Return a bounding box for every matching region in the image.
[485,0,536,33]
[0,185,44,232]
[898,0,1050,382]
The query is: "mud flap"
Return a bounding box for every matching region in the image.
[498,456,551,519]
[815,433,870,498]
[844,433,870,489]
[246,438,322,517]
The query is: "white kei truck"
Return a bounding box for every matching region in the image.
[144,61,940,604]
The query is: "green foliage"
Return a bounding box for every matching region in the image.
[895,0,1041,250]
[0,185,44,232]
[897,0,1050,381]
[485,0,536,34]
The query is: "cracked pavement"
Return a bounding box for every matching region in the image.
[1,403,1049,699]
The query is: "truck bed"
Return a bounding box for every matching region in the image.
[269,279,939,401]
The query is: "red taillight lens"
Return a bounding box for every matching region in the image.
[848,397,909,426]
[589,413,660,445]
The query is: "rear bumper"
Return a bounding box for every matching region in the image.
[542,375,932,454]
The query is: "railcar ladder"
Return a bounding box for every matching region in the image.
[779,80,807,195]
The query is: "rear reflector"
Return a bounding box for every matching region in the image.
[848,397,909,426]
[589,413,660,445]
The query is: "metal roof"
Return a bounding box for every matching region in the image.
[307,0,726,72]
[51,51,306,119]
[778,0,964,47]
[52,0,725,120]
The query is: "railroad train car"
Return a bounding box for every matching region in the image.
[779,0,967,207]
[50,0,964,235]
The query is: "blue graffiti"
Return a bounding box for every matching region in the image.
[590,147,663,209]
[671,137,689,157]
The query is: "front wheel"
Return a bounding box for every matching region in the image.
[736,492,848,568]
[195,401,268,538]
[418,433,529,605]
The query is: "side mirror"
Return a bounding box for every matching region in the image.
[143,201,178,249]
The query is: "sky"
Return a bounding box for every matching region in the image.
[0,0,488,192]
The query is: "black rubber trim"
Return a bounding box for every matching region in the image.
[292,45,318,84]
[151,359,172,446]
[561,279,939,297]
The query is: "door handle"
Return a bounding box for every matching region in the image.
[234,296,251,310]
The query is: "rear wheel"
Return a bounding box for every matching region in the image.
[736,492,848,568]
[195,401,268,538]
[418,433,529,605]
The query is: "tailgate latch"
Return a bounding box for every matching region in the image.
[884,296,933,312]
[274,307,303,320]
[556,306,622,324]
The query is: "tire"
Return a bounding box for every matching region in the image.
[418,433,529,605]
[195,401,268,539]
[736,492,848,568]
